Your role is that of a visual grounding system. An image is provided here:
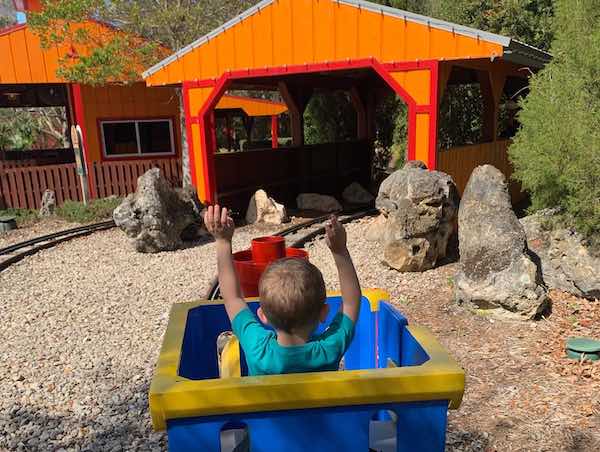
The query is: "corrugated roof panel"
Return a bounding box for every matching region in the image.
[143,0,551,84]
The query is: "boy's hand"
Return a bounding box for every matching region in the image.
[204,204,235,242]
[325,215,347,255]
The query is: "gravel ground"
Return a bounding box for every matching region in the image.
[0,219,78,249]
[1,216,599,451]
[0,222,279,451]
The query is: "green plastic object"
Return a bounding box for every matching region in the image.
[566,337,600,361]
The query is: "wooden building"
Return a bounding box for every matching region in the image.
[0,1,289,209]
[143,0,551,209]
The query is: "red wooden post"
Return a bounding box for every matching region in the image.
[271,115,279,149]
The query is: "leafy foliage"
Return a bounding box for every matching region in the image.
[0,208,38,226]
[304,91,357,145]
[56,197,123,223]
[28,0,255,85]
[509,0,600,239]
[0,107,69,151]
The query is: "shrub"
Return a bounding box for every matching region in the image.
[56,197,122,223]
[509,0,600,240]
[0,208,38,226]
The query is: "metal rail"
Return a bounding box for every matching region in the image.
[0,220,116,273]
[206,208,377,300]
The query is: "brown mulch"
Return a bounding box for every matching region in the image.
[392,275,600,452]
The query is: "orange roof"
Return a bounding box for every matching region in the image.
[143,0,550,87]
[216,95,287,117]
[0,20,168,84]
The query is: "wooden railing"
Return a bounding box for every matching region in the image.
[437,140,524,202]
[0,158,182,210]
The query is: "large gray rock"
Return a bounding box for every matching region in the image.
[246,189,289,225]
[455,165,550,318]
[375,164,459,271]
[296,193,342,212]
[39,189,56,217]
[113,168,203,253]
[342,182,374,205]
[521,210,600,300]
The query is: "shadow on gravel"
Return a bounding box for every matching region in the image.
[2,383,166,452]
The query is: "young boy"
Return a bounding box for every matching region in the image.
[204,205,362,376]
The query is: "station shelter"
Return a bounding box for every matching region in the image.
[143,0,551,211]
[0,1,289,209]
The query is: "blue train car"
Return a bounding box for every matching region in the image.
[150,290,465,451]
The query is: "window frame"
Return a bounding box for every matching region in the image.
[99,118,176,159]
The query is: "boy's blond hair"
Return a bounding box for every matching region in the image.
[258,258,326,333]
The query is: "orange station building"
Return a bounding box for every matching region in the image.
[144,0,550,208]
[0,1,289,209]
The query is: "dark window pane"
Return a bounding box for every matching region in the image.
[138,121,173,154]
[102,122,137,155]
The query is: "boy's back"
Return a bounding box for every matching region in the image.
[204,205,362,376]
[233,308,354,375]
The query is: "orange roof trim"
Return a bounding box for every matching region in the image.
[143,0,551,87]
[216,95,287,117]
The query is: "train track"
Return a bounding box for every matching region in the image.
[0,220,116,273]
[0,207,377,279]
[206,208,378,300]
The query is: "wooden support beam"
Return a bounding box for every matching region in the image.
[478,70,506,142]
[350,86,368,140]
[438,63,453,102]
[278,81,312,147]
[271,115,279,149]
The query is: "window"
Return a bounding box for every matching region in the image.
[101,119,175,158]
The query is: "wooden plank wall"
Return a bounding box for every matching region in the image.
[0,158,182,210]
[437,140,524,203]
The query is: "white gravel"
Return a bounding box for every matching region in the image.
[0,219,78,249]
[0,216,453,451]
[0,222,279,451]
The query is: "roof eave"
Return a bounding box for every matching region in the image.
[503,40,552,70]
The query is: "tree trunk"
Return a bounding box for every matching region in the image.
[177,88,192,188]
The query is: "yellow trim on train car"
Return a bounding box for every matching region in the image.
[149,290,464,431]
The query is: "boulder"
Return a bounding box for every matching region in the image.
[366,214,388,242]
[342,182,375,205]
[375,165,459,271]
[455,165,550,318]
[246,189,289,225]
[521,210,600,300]
[403,160,428,170]
[296,193,342,213]
[113,168,203,253]
[39,189,56,217]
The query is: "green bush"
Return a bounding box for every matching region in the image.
[56,197,122,223]
[0,208,38,226]
[509,0,600,240]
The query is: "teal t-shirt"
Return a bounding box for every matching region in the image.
[231,308,355,376]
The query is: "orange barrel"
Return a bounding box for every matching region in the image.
[233,247,310,298]
[251,236,286,264]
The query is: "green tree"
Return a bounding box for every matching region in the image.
[509,0,600,240]
[29,0,255,85]
[304,91,357,145]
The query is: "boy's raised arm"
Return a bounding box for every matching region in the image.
[204,205,247,322]
[326,216,361,323]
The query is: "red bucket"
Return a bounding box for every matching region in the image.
[233,247,309,298]
[285,248,309,260]
[233,250,268,298]
[251,236,286,264]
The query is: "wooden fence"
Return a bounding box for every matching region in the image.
[437,140,524,203]
[90,158,182,199]
[0,158,182,210]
